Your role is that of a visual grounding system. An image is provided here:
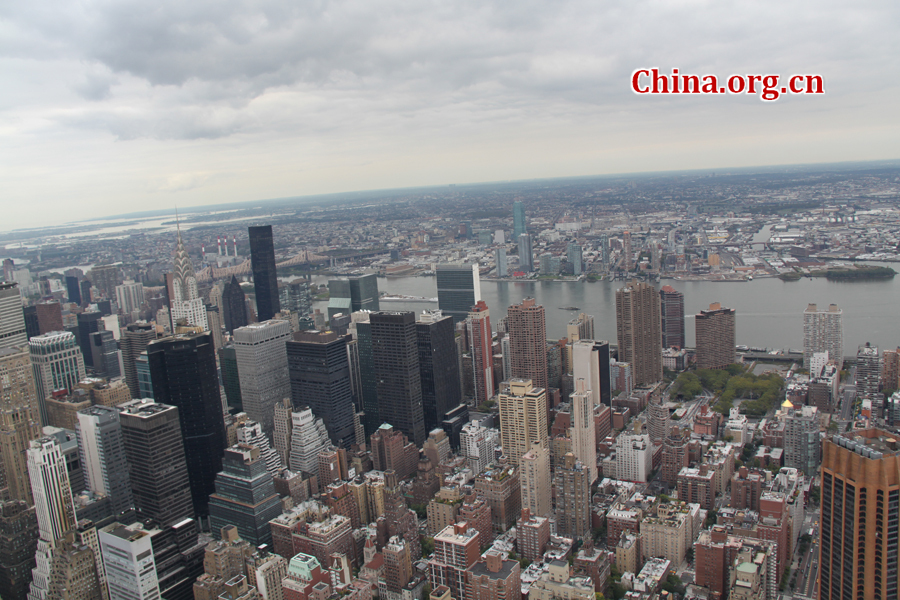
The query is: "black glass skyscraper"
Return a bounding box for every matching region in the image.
[286,330,357,449]
[370,312,426,446]
[435,263,481,324]
[248,226,280,321]
[65,276,81,305]
[221,275,248,333]
[355,319,379,437]
[147,333,227,518]
[76,311,103,367]
[416,311,461,432]
[327,274,379,320]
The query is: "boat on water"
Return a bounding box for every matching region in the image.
[559,306,580,311]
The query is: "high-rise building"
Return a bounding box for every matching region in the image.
[466,301,494,407]
[513,201,526,239]
[615,429,652,482]
[28,435,77,543]
[29,331,86,426]
[221,275,249,334]
[659,286,685,349]
[169,228,208,331]
[248,225,280,322]
[327,275,379,320]
[90,265,119,300]
[352,313,380,436]
[695,302,736,370]
[783,405,820,477]
[0,347,41,504]
[22,307,39,341]
[803,303,843,370]
[75,406,134,516]
[115,283,145,316]
[571,339,611,407]
[820,429,900,600]
[233,320,292,438]
[235,420,283,476]
[417,310,462,432]
[498,379,547,467]
[569,378,597,484]
[429,523,481,600]
[116,399,193,527]
[495,248,508,278]
[134,353,152,400]
[517,234,534,272]
[98,522,160,600]
[272,398,292,467]
[0,500,38,600]
[519,442,551,517]
[567,243,583,276]
[76,311,103,368]
[147,333,226,517]
[460,419,496,477]
[286,330,356,449]
[289,407,331,480]
[121,322,156,399]
[622,231,633,271]
[218,345,241,413]
[465,550,521,600]
[66,276,82,306]
[566,313,595,343]
[34,302,63,336]
[208,444,283,547]
[507,298,547,391]
[436,264,481,324]
[204,304,224,351]
[555,453,591,540]
[90,330,121,378]
[615,280,662,387]
[370,312,426,446]
[857,343,883,415]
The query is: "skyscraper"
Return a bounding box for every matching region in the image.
[600,234,610,271]
[0,347,42,504]
[75,406,134,516]
[248,225,280,322]
[288,407,331,479]
[115,282,145,316]
[352,313,380,436]
[169,227,208,331]
[803,303,843,370]
[121,322,156,399]
[27,437,76,543]
[29,331,86,426]
[695,302,736,370]
[327,275,379,319]
[286,330,356,449]
[622,231,633,271]
[89,330,121,378]
[820,430,900,600]
[513,201,527,239]
[208,444,282,547]
[615,280,662,387]
[507,298,547,391]
[436,264,481,324]
[555,453,591,540]
[116,399,193,527]
[0,500,38,600]
[569,379,597,484]
[567,243,583,276]
[857,343,882,416]
[65,276,82,306]
[76,311,103,368]
[417,310,462,432]
[370,312,426,446]
[518,234,534,272]
[221,275,249,333]
[147,333,227,518]
[89,265,119,300]
[659,286,685,349]
[571,339,611,407]
[233,320,292,438]
[495,248,508,278]
[519,441,551,517]
[35,302,63,336]
[783,405,820,477]
[498,379,547,467]
[98,522,160,600]
[466,301,494,407]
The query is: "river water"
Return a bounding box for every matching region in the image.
[312,274,899,356]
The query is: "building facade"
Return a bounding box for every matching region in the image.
[248,225,281,322]
[615,281,662,386]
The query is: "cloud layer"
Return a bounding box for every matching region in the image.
[1,0,899,228]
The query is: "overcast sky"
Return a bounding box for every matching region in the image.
[2,0,898,230]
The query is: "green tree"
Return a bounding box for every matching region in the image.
[421,536,434,556]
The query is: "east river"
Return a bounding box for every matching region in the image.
[312,274,900,358]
